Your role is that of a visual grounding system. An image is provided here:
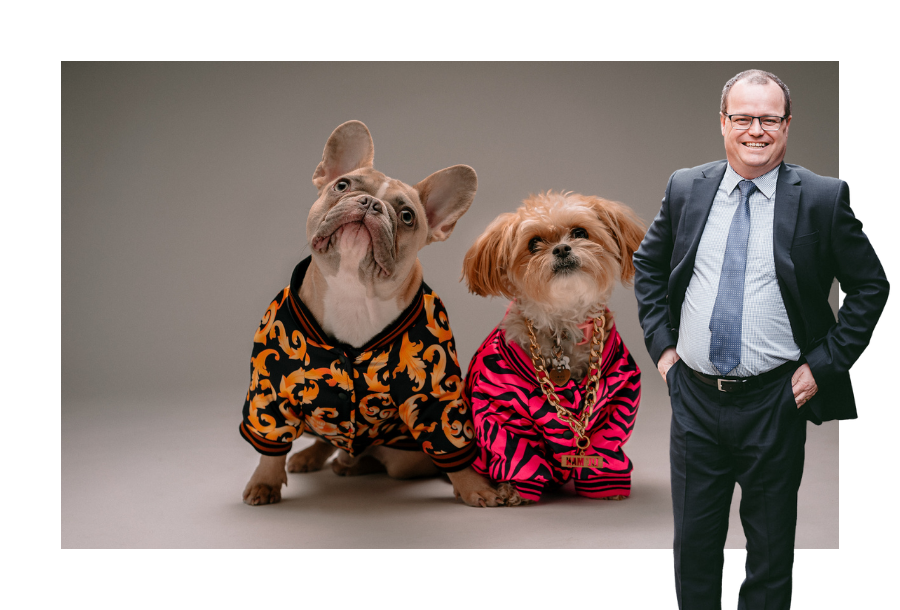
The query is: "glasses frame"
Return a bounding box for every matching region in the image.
[723,113,789,132]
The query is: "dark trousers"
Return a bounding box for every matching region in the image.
[667,359,807,610]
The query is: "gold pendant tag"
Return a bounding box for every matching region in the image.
[561,454,603,469]
[549,368,570,385]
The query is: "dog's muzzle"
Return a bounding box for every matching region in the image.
[356,195,384,215]
[551,245,580,273]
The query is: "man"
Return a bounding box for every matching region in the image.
[633,69,889,609]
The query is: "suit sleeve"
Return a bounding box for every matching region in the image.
[633,171,680,365]
[804,181,889,379]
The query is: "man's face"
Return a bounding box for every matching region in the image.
[720,79,791,179]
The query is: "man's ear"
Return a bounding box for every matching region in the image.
[415,165,478,243]
[312,120,375,191]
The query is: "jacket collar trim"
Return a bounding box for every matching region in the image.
[287,256,426,353]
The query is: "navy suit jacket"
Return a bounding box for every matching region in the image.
[633,160,889,423]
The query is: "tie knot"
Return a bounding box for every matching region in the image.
[738,180,757,199]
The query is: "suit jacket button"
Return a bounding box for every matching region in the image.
[338,392,349,402]
[563,430,574,439]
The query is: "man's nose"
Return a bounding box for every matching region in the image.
[748,117,765,135]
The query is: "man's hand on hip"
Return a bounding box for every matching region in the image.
[791,363,817,408]
[658,347,681,382]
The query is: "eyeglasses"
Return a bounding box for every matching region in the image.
[723,113,788,131]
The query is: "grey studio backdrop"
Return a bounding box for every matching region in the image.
[62,62,840,549]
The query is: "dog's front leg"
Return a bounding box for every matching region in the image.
[447,467,504,507]
[287,439,337,473]
[242,454,288,506]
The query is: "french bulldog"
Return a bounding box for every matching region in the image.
[241,120,503,508]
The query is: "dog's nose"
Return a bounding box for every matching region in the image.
[358,196,383,214]
[553,244,572,258]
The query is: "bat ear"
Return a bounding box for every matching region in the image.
[312,120,375,191]
[415,165,478,244]
[587,197,646,284]
[461,212,518,299]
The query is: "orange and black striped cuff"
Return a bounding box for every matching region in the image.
[429,441,478,473]
[239,422,292,456]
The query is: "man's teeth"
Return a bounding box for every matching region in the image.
[743,142,768,148]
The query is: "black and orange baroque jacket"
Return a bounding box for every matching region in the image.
[239,257,477,472]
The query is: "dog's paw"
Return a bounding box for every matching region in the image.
[242,456,288,506]
[242,482,283,506]
[447,468,505,507]
[601,494,627,501]
[496,481,533,507]
[287,441,336,473]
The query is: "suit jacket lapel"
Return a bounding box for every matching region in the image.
[773,162,804,347]
[668,161,726,325]
[672,161,725,279]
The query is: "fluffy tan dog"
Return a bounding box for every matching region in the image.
[461,191,645,505]
[464,191,645,378]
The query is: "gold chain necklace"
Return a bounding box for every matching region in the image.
[525,314,607,466]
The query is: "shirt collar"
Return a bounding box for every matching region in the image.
[722,164,779,200]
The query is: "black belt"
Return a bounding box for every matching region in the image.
[689,360,798,393]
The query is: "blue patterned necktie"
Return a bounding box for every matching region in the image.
[708,179,756,375]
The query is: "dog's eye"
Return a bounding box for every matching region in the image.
[399,209,415,226]
[528,237,543,253]
[333,179,350,192]
[571,227,588,239]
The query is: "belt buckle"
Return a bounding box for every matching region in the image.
[717,378,736,392]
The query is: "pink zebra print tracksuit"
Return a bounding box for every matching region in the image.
[465,319,641,502]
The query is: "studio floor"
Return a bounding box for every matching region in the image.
[61,383,837,549]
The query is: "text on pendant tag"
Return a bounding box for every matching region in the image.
[549,368,570,385]
[561,454,603,468]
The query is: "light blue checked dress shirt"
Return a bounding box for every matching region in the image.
[676,165,801,376]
